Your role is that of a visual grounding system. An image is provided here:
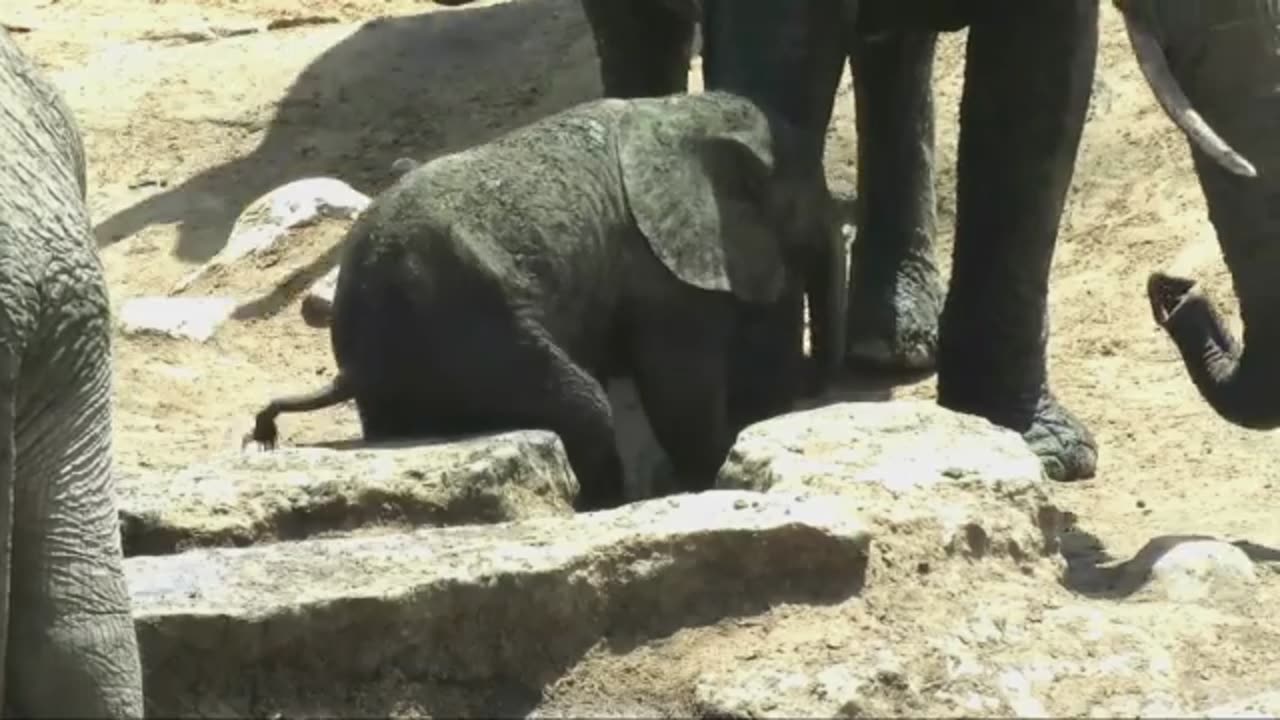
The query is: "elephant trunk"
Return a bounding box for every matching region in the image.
[1149,271,1280,428]
[1128,0,1280,427]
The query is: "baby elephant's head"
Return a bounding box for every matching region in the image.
[617,92,843,307]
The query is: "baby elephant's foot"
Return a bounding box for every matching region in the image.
[570,450,629,512]
[845,253,944,372]
[1023,393,1098,483]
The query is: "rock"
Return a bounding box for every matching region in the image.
[172,177,369,294]
[140,20,268,44]
[1198,690,1280,718]
[695,655,914,719]
[127,491,871,716]
[717,401,1061,568]
[117,431,577,556]
[300,264,340,327]
[719,400,1043,495]
[1143,538,1257,602]
[117,296,237,342]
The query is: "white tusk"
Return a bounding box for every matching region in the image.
[1119,3,1259,178]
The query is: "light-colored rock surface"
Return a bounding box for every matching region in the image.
[695,655,913,719]
[718,400,1061,567]
[117,431,577,556]
[1064,534,1262,602]
[127,491,872,716]
[1198,689,1280,718]
[719,400,1044,496]
[682,588,1280,719]
[1145,538,1258,602]
[117,296,238,342]
[110,399,1280,718]
[171,177,369,294]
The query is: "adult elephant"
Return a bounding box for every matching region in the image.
[0,29,144,716]
[1140,0,1280,429]
[580,0,1258,481]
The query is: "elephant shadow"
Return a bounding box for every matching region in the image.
[93,0,602,262]
[1059,515,1280,600]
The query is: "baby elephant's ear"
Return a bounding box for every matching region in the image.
[617,98,787,304]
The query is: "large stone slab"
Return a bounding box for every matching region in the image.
[117,430,577,556]
[127,491,871,716]
[717,401,1061,568]
[719,400,1044,495]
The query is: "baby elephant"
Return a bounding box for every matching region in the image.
[249,91,844,510]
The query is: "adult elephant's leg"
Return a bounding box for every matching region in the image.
[9,357,143,716]
[846,29,946,371]
[701,0,848,389]
[938,1,1099,481]
[701,0,847,168]
[580,0,696,98]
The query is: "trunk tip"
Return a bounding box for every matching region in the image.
[1147,272,1197,328]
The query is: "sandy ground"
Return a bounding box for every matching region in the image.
[5,0,1280,714]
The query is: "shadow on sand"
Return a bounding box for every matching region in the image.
[95,0,601,263]
[1059,515,1280,599]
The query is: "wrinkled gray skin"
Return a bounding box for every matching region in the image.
[0,29,143,718]
[1135,0,1280,429]
[582,0,1273,480]
[580,0,1105,483]
[250,92,843,510]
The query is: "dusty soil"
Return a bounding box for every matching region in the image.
[6,0,1280,714]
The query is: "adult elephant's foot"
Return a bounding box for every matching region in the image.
[1022,392,1098,482]
[941,388,1098,482]
[844,248,945,372]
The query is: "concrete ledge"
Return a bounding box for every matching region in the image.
[127,491,870,716]
[118,431,577,556]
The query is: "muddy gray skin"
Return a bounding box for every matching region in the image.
[1130,0,1280,429]
[583,0,1267,482]
[580,0,702,99]
[0,28,143,717]
[249,92,844,511]
[695,0,1105,485]
[577,0,942,375]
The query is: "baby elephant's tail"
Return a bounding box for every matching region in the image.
[245,372,355,449]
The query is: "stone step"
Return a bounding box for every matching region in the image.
[126,491,870,717]
[718,400,1061,568]
[117,430,577,556]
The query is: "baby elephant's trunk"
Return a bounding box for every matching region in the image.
[248,373,355,448]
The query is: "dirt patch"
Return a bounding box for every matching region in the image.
[8,0,1280,714]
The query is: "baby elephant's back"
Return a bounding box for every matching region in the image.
[336,104,633,370]
[405,106,631,331]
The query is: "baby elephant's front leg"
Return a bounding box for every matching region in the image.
[727,292,806,431]
[630,328,737,494]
